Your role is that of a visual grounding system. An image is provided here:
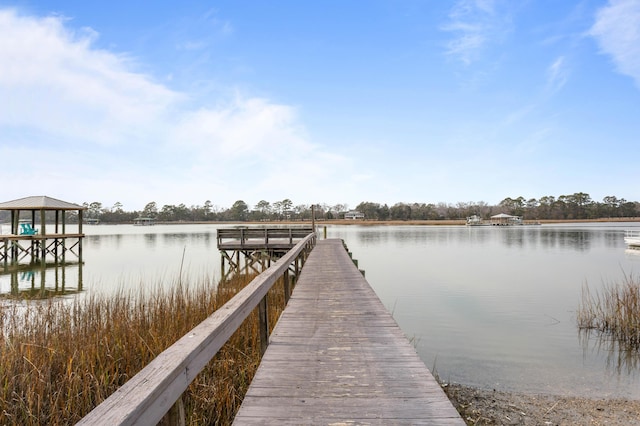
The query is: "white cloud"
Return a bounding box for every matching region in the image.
[546,56,569,93]
[0,8,352,210]
[0,9,181,147]
[590,0,640,88]
[172,97,311,159]
[442,0,512,65]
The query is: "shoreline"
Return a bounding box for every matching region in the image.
[112,217,640,226]
[443,383,640,425]
[315,217,640,226]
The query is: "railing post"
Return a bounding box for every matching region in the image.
[283,269,291,304]
[160,397,186,426]
[258,295,269,355]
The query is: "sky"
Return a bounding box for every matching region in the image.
[1,0,639,212]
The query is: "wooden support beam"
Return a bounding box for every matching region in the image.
[258,295,269,355]
[283,269,290,304]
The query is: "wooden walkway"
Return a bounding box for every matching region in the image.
[233,239,464,425]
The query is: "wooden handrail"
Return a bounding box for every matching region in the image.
[217,227,314,247]
[78,233,316,425]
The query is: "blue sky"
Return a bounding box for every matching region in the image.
[1,0,639,211]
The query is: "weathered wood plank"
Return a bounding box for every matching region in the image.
[232,239,464,425]
[231,418,464,426]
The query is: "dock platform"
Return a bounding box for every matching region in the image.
[217,227,314,279]
[233,239,464,425]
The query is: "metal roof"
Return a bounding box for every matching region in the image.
[0,196,86,210]
[491,213,518,218]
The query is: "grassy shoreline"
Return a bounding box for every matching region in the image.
[578,274,640,350]
[0,273,283,425]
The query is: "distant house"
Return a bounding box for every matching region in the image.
[490,213,522,226]
[133,217,156,226]
[344,210,365,220]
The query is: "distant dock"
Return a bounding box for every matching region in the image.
[217,226,314,279]
[0,196,86,297]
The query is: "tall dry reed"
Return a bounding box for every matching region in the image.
[0,272,289,425]
[577,273,640,349]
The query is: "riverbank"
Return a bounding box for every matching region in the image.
[444,383,640,425]
[314,217,640,226]
[150,217,640,226]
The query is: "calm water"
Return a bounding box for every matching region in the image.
[2,222,640,398]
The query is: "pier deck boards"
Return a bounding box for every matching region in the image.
[233,239,464,425]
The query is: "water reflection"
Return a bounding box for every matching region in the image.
[145,233,157,247]
[580,329,640,378]
[352,225,627,253]
[328,223,640,398]
[0,261,83,299]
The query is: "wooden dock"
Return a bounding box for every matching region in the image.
[0,196,85,268]
[217,227,314,279]
[233,239,464,425]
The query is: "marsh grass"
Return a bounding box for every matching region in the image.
[577,273,640,350]
[0,272,289,425]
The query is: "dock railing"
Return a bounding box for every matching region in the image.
[217,227,314,248]
[78,232,316,426]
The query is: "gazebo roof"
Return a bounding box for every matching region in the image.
[0,196,86,211]
[491,213,518,218]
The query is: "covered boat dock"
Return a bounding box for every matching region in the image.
[0,195,86,268]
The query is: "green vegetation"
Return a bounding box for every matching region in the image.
[356,193,638,221]
[0,274,287,425]
[577,274,640,349]
[3,192,635,223]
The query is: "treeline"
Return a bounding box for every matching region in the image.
[82,199,350,223]
[74,192,639,223]
[356,193,638,221]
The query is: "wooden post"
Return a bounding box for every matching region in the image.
[78,209,83,263]
[2,238,7,269]
[40,209,46,262]
[220,252,225,281]
[11,210,17,235]
[78,258,83,291]
[62,211,66,255]
[160,398,186,426]
[283,269,291,304]
[10,271,18,296]
[10,211,17,263]
[311,204,315,234]
[258,295,269,355]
